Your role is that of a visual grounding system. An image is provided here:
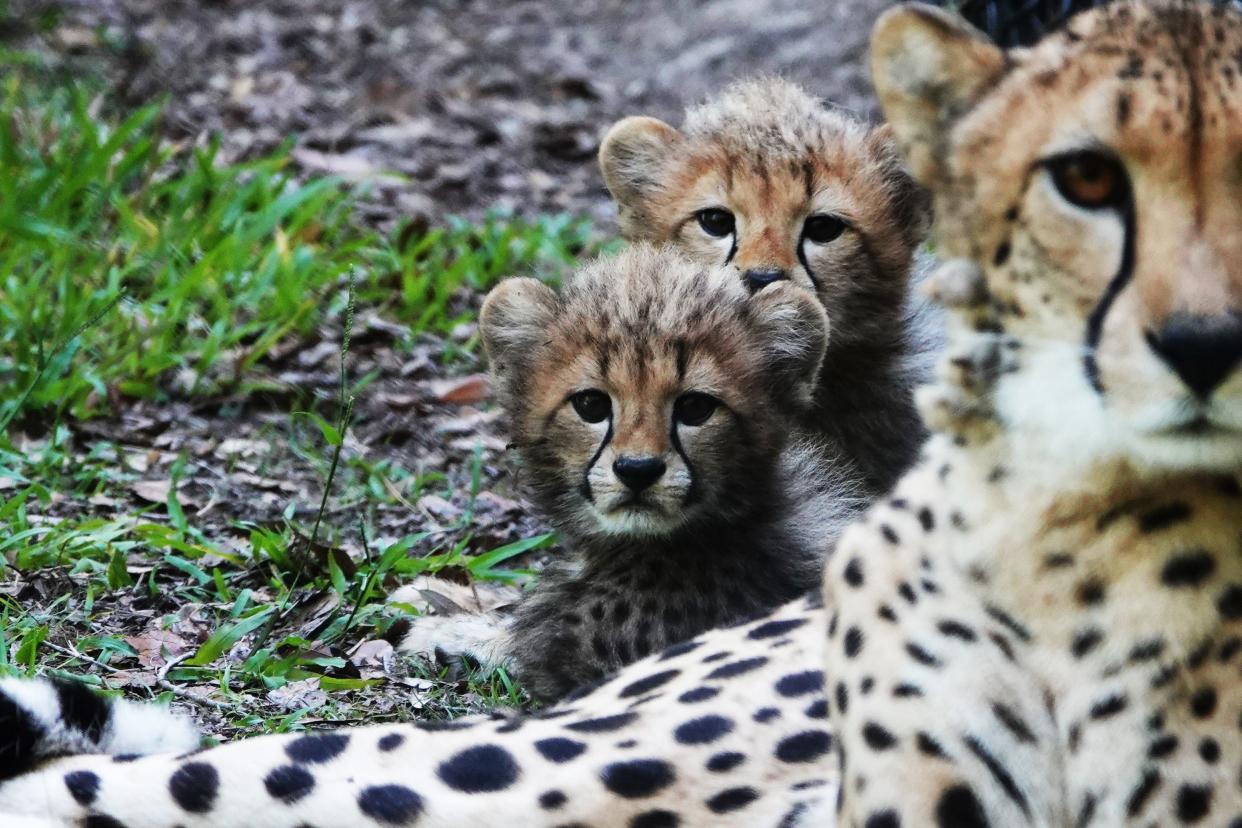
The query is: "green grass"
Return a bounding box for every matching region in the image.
[0,54,597,730]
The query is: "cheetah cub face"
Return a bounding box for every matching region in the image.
[598,77,928,347]
[873,1,1242,472]
[480,245,827,540]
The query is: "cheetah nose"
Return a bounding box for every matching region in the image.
[1146,312,1242,398]
[612,455,666,492]
[744,268,787,293]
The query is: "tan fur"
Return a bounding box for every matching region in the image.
[600,77,936,494]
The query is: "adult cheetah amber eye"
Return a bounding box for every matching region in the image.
[570,390,611,423]
[673,392,720,427]
[695,208,736,238]
[1046,151,1129,210]
[802,214,847,244]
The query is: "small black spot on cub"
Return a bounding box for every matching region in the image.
[600,759,676,798]
[1175,783,1212,822]
[1160,550,1217,587]
[264,764,315,804]
[1090,694,1128,719]
[357,783,424,824]
[169,762,219,813]
[64,769,100,805]
[1138,502,1192,533]
[706,786,760,813]
[285,733,350,764]
[1189,687,1218,718]
[438,745,520,792]
[863,722,898,750]
[535,737,588,764]
[844,558,865,587]
[866,811,902,828]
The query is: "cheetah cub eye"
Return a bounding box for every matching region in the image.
[570,389,612,423]
[695,208,736,239]
[801,214,847,245]
[1044,150,1130,211]
[673,392,720,426]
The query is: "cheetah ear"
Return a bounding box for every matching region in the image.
[599,116,681,238]
[751,285,829,410]
[866,123,933,246]
[480,277,558,380]
[870,3,1006,185]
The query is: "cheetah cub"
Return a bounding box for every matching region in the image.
[599,77,935,494]
[395,244,861,701]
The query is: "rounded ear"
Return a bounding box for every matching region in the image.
[866,123,933,246]
[750,284,829,409]
[870,3,1006,185]
[598,116,681,236]
[480,277,558,380]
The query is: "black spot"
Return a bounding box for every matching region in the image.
[600,759,676,798]
[905,642,941,667]
[1160,550,1217,587]
[1076,793,1097,828]
[1199,737,1220,763]
[678,687,719,704]
[659,640,701,661]
[437,745,520,792]
[1175,784,1212,822]
[1190,687,1217,718]
[937,620,977,642]
[775,670,823,697]
[111,754,140,763]
[358,784,423,824]
[1043,552,1075,569]
[539,789,567,810]
[748,618,806,639]
[805,699,828,718]
[619,670,680,699]
[630,810,679,828]
[378,733,404,752]
[707,751,745,772]
[64,770,100,805]
[567,713,637,733]
[83,818,129,828]
[964,735,1029,816]
[776,730,832,763]
[53,678,110,743]
[844,627,865,658]
[991,703,1037,744]
[706,786,760,813]
[918,507,936,531]
[844,558,865,587]
[1138,502,1192,533]
[285,733,350,764]
[1072,628,1103,659]
[704,656,768,680]
[753,707,780,723]
[1218,584,1242,619]
[936,785,990,828]
[1076,580,1106,606]
[674,715,733,745]
[881,525,900,544]
[866,811,901,828]
[993,242,1011,266]
[1126,769,1160,817]
[863,722,897,750]
[534,737,587,764]
[898,583,918,605]
[1128,639,1165,662]
[169,762,219,813]
[917,732,947,758]
[1090,694,1128,719]
[984,604,1032,641]
[264,765,315,804]
[835,682,849,715]
[894,683,923,698]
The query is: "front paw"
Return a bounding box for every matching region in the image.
[389,609,514,672]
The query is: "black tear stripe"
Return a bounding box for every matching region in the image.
[669,423,698,508]
[1083,206,1138,394]
[724,233,739,267]
[795,243,823,292]
[580,422,614,504]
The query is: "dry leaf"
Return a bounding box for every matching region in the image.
[430,374,490,405]
[130,479,173,503]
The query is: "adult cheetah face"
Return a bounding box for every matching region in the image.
[598,78,930,348]
[479,246,826,543]
[873,1,1242,472]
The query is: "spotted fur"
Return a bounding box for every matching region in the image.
[600,77,937,495]
[3,3,1242,827]
[395,245,863,701]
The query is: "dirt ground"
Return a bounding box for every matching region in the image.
[23,0,892,228]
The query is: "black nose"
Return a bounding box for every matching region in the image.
[1146,312,1242,397]
[744,268,787,293]
[612,455,666,492]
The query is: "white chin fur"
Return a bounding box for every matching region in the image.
[591,506,682,536]
[994,344,1242,475]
